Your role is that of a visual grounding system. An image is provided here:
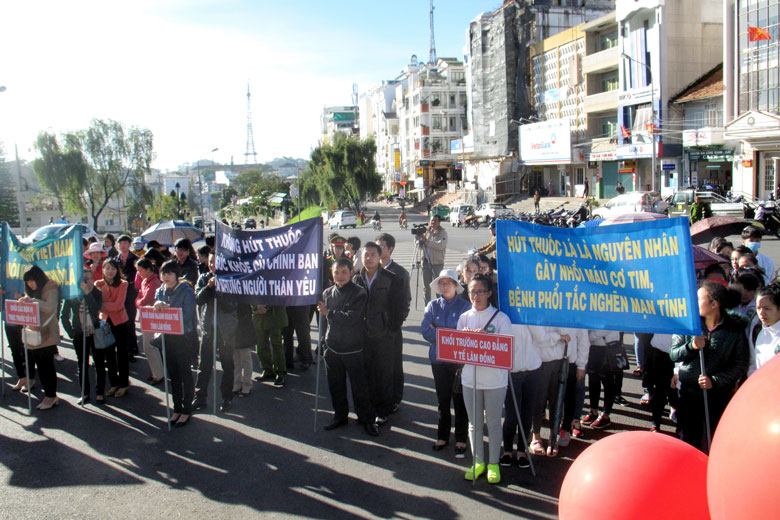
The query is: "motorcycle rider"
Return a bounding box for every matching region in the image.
[372,211,382,231]
[398,211,407,229]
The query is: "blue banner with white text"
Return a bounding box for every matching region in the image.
[496,218,701,335]
[214,218,322,306]
[1,222,84,300]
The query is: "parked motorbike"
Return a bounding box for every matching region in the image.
[755,201,780,238]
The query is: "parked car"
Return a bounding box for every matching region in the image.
[591,191,668,219]
[21,223,98,245]
[666,189,744,219]
[449,204,475,227]
[328,210,358,229]
[243,217,257,229]
[475,203,513,223]
[429,204,451,219]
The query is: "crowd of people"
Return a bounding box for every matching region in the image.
[2,219,780,486]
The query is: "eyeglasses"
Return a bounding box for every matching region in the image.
[471,290,489,296]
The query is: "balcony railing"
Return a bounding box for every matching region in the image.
[582,46,619,75]
[584,90,619,113]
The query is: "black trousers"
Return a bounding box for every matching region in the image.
[587,345,616,415]
[164,333,196,414]
[28,345,57,397]
[93,343,119,395]
[431,362,468,443]
[678,383,731,453]
[283,305,313,366]
[364,335,394,417]
[195,331,235,402]
[503,368,540,452]
[642,347,674,428]
[109,319,133,388]
[391,329,404,405]
[561,362,580,430]
[324,348,374,424]
[4,323,29,379]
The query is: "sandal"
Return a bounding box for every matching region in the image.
[547,444,559,457]
[530,439,546,456]
[640,393,651,406]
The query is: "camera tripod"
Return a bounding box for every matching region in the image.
[410,239,435,309]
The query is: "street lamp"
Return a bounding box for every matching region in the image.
[175,181,181,219]
[620,52,657,192]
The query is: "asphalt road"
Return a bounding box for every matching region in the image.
[1,203,776,519]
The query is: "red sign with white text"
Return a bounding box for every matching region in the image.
[138,306,184,335]
[436,328,513,369]
[4,300,40,327]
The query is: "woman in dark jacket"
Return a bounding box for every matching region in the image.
[670,282,749,451]
[61,268,102,404]
[422,269,472,456]
[154,260,198,427]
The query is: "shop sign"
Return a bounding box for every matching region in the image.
[589,151,618,161]
[519,119,572,164]
[617,144,653,158]
[683,128,725,147]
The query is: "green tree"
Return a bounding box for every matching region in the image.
[219,186,238,209]
[30,132,88,215]
[148,193,189,223]
[231,168,289,198]
[306,134,381,213]
[0,144,20,226]
[71,119,153,231]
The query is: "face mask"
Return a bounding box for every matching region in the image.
[746,241,761,253]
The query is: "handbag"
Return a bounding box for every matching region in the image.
[452,309,501,393]
[601,340,629,374]
[23,313,55,347]
[93,320,116,350]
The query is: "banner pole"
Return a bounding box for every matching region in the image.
[549,341,569,456]
[81,298,87,407]
[471,365,477,486]
[212,298,218,416]
[23,327,31,415]
[313,222,324,432]
[699,350,712,452]
[508,374,536,477]
[162,335,171,431]
[1,293,5,397]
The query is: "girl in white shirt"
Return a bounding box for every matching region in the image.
[751,284,780,375]
[457,275,512,485]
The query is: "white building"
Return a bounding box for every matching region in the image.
[321,106,359,145]
[616,0,722,194]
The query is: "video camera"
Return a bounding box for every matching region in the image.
[411,223,427,237]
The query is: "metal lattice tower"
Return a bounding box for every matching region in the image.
[429,0,436,65]
[244,82,258,165]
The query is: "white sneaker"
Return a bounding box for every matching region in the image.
[558,429,571,447]
[54,354,65,362]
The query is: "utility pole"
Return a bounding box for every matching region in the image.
[15,144,27,235]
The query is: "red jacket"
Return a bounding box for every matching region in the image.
[95,279,129,325]
[135,275,161,308]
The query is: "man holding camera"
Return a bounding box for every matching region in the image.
[418,214,448,303]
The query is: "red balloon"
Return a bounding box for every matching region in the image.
[707,353,780,520]
[559,431,710,520]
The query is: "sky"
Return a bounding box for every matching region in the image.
[0,0,501,172]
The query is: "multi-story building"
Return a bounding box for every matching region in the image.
[464,0,614,203]
[582,12,621,198]
[524,24,587,197]
[616,0,722,194]
[360,75,407,194]
[396,58,468,194]
[320,106,359,145]
[723,0,780,200]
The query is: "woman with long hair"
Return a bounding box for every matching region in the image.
[95,259,133,398]
[154,260,198,427]
[18,266,61,409]
[670,282,749,451]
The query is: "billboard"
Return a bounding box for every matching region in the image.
[519,119,572,165]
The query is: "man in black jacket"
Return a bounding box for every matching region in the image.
[353,241,404,425]
[317,257,378,436]
[376,233,411,412]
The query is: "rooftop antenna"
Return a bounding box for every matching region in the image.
[429,0,437,66]
[352,83,358,106]
[244,82,258,165]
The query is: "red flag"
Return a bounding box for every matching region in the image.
[620,126,631,138]
[645,123,654,134]
[748,26,772,42]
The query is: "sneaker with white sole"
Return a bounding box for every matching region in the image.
[558,429,571,447]
[591,413,611,430]
[581,412,599,426]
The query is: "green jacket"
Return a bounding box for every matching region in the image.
[251,305,289,331]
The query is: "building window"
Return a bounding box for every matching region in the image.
[432,115,442,130]
[599,31,618,51]
[576,167,584,185]
[432,92,441,107]
[459,93,467,107]
[601,71,619,92]
[449,116,457,131]
[602,119,618,138]
[737,0,780,115]
[451,71,465,83]
[449,93,456,107]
